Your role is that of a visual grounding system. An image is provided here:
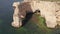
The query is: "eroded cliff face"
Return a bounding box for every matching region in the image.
[11,2,22,28]
[12,0,60,28]
[11,1,33,28]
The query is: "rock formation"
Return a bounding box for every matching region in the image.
[11,0,60,28]
[11,2,22,28]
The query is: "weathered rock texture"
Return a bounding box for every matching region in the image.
[11,0,60,28]
[11,2,22,28]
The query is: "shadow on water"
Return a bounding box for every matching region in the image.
[22,10,41,26]
[22,11,34,26]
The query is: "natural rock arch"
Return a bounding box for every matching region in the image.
[11,0,60,28]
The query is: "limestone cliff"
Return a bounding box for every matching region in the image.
[11,0,60,28]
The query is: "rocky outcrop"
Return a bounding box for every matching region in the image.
[11,0,60,28]
[11,2,22,28]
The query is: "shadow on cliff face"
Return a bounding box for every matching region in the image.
[18,2,34,26]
